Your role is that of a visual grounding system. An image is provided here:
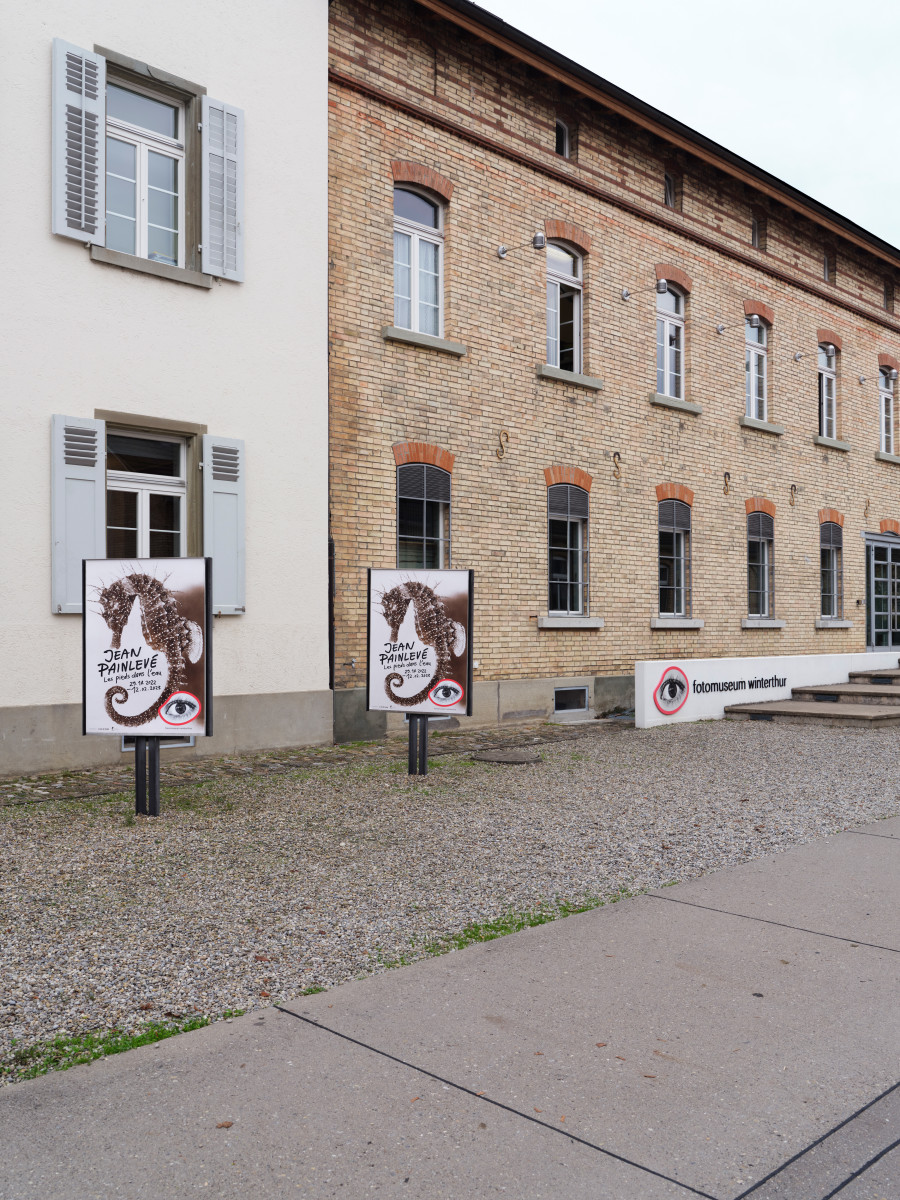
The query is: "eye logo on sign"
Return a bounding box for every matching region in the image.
[653,666,689,715]
[158,691,202,726]
[428,679,464,707]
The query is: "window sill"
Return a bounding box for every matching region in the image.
[875,450,900,465]
[741,618,786,629]
[381,326,467,356]
[537,364,604,391]
[650,616,704,629]
[91,246,213,289]
[813,434,850,452]
[739,415,784,436]
[648,392,702,415]
[537,615,604,629]
[815,618,853,629]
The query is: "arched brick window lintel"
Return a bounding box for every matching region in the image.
[818,508,845,527]
[817,327,843,353]
[655,263,693,294]
[745,496,776,518]
[393,441,455,473]
[880,518,900,536]
[544,219,591,255]
[878,353,900,373]
[391,161,454,202]
[544,465,592,492]
[743,299,774,325]
[655,482,694,506]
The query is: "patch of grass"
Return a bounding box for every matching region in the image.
[299,985,326,996]
[1,1008,245,1085]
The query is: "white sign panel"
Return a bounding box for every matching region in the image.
[83,559,212,736]
[635,651,900,728]
[367,569,473,715]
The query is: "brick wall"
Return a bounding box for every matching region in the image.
[329,0,900,700]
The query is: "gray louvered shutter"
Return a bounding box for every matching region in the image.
[820,522,842,549]
[548,484,589,520]
[51,39,106,244]
[51,415,106,613]
[202,435,245,614]
[658,500,691,531]
[201,97,245,281]
[397,464,425,498]
[748,512,774,540]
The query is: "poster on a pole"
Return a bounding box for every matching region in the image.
[367,569,474,716]
[83,558,212,737]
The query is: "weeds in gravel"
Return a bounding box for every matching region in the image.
[1,1009,246,1085]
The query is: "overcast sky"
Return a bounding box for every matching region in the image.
[476,0,900,248]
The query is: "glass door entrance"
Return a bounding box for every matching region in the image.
[867,538,900,648]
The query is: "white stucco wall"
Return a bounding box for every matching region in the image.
[0,2,329,713]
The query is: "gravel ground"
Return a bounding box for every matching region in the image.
[2,718,898,1081]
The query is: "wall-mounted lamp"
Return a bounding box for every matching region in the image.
[794,343,835,362]
[497,232,546,259]
[716,314,759,335]
[621,279,667,301]
[859,375,867,385]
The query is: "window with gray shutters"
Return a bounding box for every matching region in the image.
[658,500,691,616]
[820,522,843,618]
[548,484,589,614]
[397,465,451,568]
[748,511,775,617]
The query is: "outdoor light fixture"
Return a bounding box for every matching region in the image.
[497,233,546,259]
[794,343,835,362]
[859,375,867,385]
[621,279,667,301]
[892,369,899,381]
[715,313,759,335]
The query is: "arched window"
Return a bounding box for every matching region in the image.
[397,463,450,568]
[393,187,443,336]
[546,242,582,372]
[745,317,768,421]
[817,342,838,440]
[656,284,684,399]
[658,500,691,617]
[747,511,775,617]
[548,484,588,614]
[820,522,843,619]
[879,367,896,455]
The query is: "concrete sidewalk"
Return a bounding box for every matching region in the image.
[2,819,898,1199]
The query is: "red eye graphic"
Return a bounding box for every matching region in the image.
[159,691,202,726]
[653,666,689,715]
[429,679,464,707]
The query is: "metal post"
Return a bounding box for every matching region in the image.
[135,737,147,816]
[148,738,161,817]
[418,715,428,776]
[408,715,418,775]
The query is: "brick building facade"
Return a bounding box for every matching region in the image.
[328,0,900,740]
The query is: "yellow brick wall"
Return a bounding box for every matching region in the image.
[329,0,900,697]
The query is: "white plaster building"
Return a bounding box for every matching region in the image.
[0,1,331,774]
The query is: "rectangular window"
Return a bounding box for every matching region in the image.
[658,500,691,616]
[546,243,582,372]
[106,432,186,557]
[751,213,767,251]
[555,120,570,158]
[548,484,589,614]
[397,464,451,568]
[748,512,775,617]
[656,288,684,399]
[818,346,837,439]
[745,320,767,420]
[554,687,587,712]
[393,188,443,336]
[820,523,843,618]
[880,370,895,454]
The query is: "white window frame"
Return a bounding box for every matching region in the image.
[656,288,684,399]
[548,515,586,615]
[106,81,186,268]
[546,241,583,372]
[106,430,187,558]
[748,533,773,617]
[392,187,444,337]
[745,319,768,420]
[880,370,895,455]
[818,346,837,440]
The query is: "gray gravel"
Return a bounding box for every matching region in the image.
[2,719,898,1079]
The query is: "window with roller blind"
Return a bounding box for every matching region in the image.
[396,464,451,568]
[748,511,775,617]
[548,484,589,615]
[658,500,691,617]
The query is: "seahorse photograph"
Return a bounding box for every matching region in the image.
[83,558,209,736]
[368,569,472,715]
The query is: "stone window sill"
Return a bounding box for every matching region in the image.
[813,434,850,452]
[91,246,213,289]
[815,618,853,629]
[739,415,784,436]
[742,618,786,629]
[537,615,604,629]
[537,364,604,391]
[648,392,702,415]
[875,450,900,466]
[381,326,467,356]
[650,616,704,629]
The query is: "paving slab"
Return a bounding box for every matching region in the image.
[850,814,900,840]
[648,826,900,950]
[831,1143,900,1199]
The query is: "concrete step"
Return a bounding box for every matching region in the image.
[848,670,900,685]
[792,682,900,705]
[724,700,900,725]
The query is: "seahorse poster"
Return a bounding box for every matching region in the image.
[82,558,212,736]
[367,569,473,715]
